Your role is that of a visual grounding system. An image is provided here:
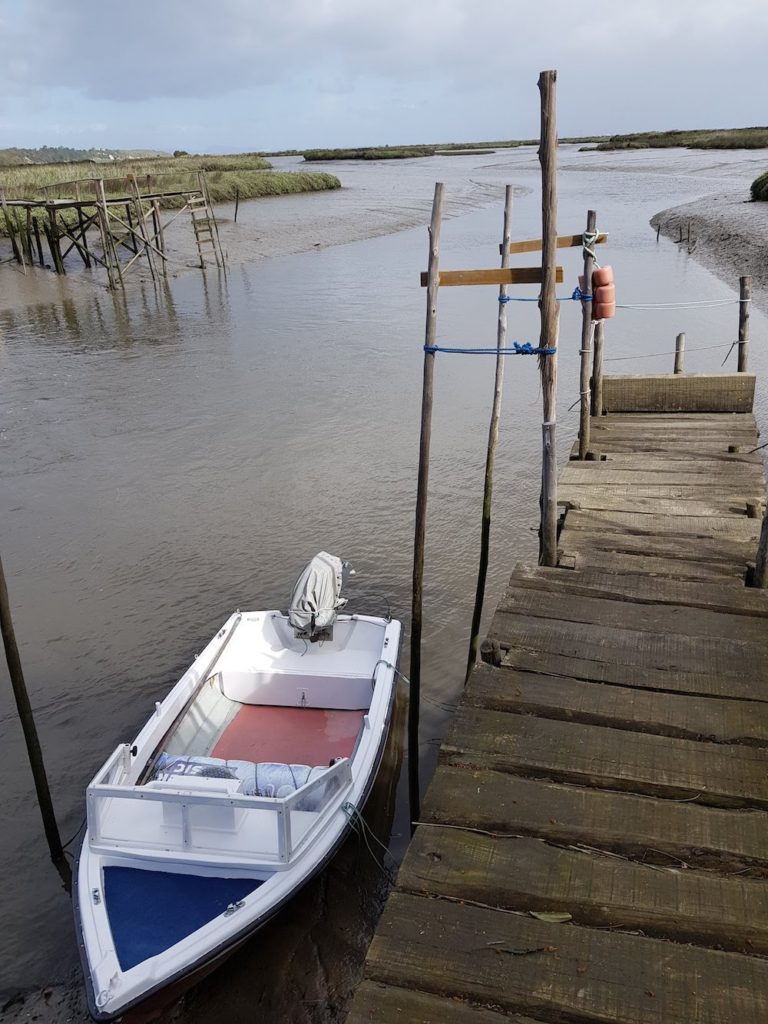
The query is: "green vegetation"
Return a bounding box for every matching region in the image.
[751,170,768,201]
[593,127,768,151]
[0,153,340,236]
[0,145,167,165]
[303,146,436,161]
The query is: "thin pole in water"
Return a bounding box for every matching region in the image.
[0,554,70,886]
[537,69,560,567]
[464,184,514,686]
[409,181,445,832]
[577,209,597,459]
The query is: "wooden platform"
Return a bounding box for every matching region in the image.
[346,407,768,1024]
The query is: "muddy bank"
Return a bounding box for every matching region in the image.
[651,190,768,313]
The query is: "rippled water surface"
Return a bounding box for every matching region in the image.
[2,146,767,1016]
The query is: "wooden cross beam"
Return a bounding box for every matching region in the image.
[420,266,564,287]
[501,231,608,255]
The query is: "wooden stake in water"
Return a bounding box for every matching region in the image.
[577,209,597,459]
[674,332,686,374]
[537,70,560,567]
[0,554,69,884]
[409,181,444,830]
[738,276,751,372]
[464,185,513,685]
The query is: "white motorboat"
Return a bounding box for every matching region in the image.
[74,553,401,1020]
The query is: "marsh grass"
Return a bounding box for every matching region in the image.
[594,127,768,151]
[0,154,340,236]
[303,146,436,160]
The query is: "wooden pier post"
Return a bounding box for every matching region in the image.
[409,181,445,829]
[73,183,91,268]
[591,320,605,416]
[151,199,167,275]
[95,180,120,289]
[46,206,65,274]
[129,176,158,282]
[0,189,23,265]
[738,276,751,372]
[577,210,597,459]
[234,188,240,223]
[0,554,69,886]
[674,332,686,374]
[538,70,560,567]
[465,185,514,685]
[32,216,44,267]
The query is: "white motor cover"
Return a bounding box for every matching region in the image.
[288,551,348,635]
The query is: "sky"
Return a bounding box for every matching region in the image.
[1,0,767,153]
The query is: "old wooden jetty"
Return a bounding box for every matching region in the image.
[347,370,768,1024]
[0,170,224,288]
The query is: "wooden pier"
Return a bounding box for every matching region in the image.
[347,372,768,1023]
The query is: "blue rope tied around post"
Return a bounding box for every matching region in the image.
[498,289,591,304]
[424,343,557,356]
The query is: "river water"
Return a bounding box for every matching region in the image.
[1,145,767,1020]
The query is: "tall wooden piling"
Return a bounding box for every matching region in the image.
[537,70,560,567]
[577,210,597,459]
[738,276,751,372]
[0,188,22,266]
[674,332,686,374]
[0,554,69,885]
[465,185,514,685]
[95,180,119,290]
[46,207,64,275]
[409,181,445,829]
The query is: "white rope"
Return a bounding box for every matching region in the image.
[582,229,601,269]
[604,341,736,362]
[616,298,743,310]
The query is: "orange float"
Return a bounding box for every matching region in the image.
[591,265,615,320]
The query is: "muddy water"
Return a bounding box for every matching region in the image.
[2,146,768,1021]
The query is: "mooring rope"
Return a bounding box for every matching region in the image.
[499,287,590,304]
[603,340,738,362]
[424,343,556,356]
[341,801,396,876]
[616,298,745,310]
[582,229,602,268]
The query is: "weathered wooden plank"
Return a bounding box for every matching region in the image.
[467,662,768,744]
[491,638,768,698]
[561,483,762,500]
[494,587,767,642]
[601,374,756,414]
[558,528,754,566]
[585,457,764,476]
[560,467,762,487]
[503,231,608,255]
[421,765,768,868]
[419,266,564,287]
[400,827,768,954]
[559,491,749,517]
[365,891,768,1023]
[562,509,761,540]
[509,563,768,617]
[442,706,768,808]
[487,610,768,692]
[348,982,541,1024]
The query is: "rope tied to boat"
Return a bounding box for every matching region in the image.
[341,801,396,878]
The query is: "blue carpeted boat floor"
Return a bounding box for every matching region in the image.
[103,866,263,971]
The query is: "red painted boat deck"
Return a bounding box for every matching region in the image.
[212,705,365,766]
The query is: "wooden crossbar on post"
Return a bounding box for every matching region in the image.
[420,267,563,287]
[501,232,607,255]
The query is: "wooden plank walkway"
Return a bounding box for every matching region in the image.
[347,403,768,1024]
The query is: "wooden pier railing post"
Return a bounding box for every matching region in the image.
[465,185,514,685]
[538,70,560,567]
[0,554,70,887]
[674,332,686,374]
[738,276,751,372]
[577,210,597,459]
[409,181,445,829]
[591,320,605,416]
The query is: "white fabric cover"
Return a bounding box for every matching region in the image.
[288,551,347,635]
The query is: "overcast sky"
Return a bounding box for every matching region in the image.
[1,0,766,152]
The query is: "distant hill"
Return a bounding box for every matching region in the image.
[0,146,169,166]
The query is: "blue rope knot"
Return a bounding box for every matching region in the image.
[572,286,592,301]
[513,342,557,356]
[498,295,511,304]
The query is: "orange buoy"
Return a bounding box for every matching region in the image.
[591,265,616,319]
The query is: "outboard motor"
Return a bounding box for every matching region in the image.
[288,552,354,641]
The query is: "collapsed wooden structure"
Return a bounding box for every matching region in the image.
[0,170,225,289]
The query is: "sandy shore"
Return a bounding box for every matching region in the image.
[651,191,768,313]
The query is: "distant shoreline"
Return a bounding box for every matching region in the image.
[651,191,768,313]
